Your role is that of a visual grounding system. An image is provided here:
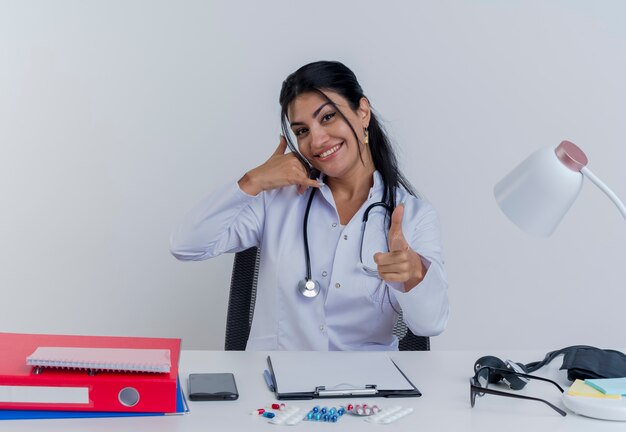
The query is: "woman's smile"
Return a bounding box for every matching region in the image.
[316,142,344,160]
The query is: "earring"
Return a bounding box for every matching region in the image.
[364,128,369,146]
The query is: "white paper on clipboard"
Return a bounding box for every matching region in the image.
[268,352,416,395]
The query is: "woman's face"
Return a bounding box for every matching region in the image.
[287,90,372,181]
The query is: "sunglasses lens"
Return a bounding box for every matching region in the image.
[477,368,489,387]
[476,368,490,396]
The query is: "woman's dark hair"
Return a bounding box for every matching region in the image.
[279,60,417,218]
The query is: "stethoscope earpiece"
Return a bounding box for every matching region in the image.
[298,278,320,298]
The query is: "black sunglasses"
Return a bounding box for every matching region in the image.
[470,366,567,416]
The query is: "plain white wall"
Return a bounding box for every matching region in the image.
[1,0,624,351]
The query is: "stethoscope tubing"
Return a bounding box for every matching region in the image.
[302,187,317,281]
[300,188,391,297]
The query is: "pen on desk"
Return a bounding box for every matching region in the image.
[263,369,275,392]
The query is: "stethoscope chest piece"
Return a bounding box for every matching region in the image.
[298,279,320,298]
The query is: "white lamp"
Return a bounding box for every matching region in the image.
[494,140,626,236]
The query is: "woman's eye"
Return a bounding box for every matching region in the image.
[295,128,308,137]
[322,112,336,122]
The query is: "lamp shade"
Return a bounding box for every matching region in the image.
[494,141,588,236]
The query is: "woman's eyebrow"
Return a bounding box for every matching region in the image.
[290,102,332,127]
[312,102,331,118]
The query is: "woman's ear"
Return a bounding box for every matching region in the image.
[358,97,371,129]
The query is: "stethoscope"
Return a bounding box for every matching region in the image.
[298,187,392,298]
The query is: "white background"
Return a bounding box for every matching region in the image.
[1,0,624,351]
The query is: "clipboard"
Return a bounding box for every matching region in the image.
[266,352,421,400]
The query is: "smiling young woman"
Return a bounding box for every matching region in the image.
[171,61,449,351]
[287,91,375,224]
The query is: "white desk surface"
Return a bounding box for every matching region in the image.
[2,349,625,431]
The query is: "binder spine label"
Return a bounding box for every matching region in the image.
[0,385,89,404]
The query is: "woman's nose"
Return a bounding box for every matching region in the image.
[310,125,330,149]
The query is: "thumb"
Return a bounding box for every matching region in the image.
[388,204,409,252]
[273,135,288,156]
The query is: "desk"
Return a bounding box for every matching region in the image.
[1,350,625,431]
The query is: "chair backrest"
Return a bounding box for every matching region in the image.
[225,247,430,351]
[225,247,260,351]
